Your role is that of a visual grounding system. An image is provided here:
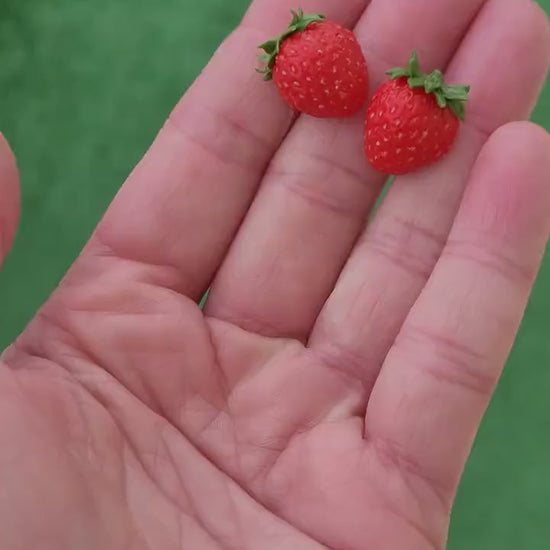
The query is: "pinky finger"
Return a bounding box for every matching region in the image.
[365,122,550,509]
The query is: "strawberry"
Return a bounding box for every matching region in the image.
[257,8,369,118]
[364,51,470,175]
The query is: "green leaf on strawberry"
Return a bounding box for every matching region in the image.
[386,51,470,120]
[257,8,326,81]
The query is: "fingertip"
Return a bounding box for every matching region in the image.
[451,0,550,134]
[461,121,550,254]
[527,0,550,60]
[0,133,20,261]
[0,133,17,170]
[483,121,550,171]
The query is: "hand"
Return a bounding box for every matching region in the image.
[1,1,549,549]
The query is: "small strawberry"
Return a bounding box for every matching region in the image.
[364,51,470,175]
[257,8,369,118]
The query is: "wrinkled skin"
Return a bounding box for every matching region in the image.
[1,0,550,549]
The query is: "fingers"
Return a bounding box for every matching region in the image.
[85,0,369,300]
[310,0,550,386]
[0,134,20,264]
[364,122,550,507]
[206,0,487,340]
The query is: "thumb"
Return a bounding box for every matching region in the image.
[0,134,20,264]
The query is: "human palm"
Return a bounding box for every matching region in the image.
[1,0,550,549]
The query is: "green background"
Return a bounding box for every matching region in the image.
[0,1,548,547]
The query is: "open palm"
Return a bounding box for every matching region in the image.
[1,0,550,548]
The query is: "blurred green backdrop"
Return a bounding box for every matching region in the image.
[0,0,548,547]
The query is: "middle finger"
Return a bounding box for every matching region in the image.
[206,0,488,341]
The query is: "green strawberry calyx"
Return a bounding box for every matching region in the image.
[387,51,470,121]
[256,8,326,81]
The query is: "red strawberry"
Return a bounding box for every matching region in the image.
[257,8,369,118]
[365,51,470,175]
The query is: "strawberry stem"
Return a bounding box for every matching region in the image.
[387,51,470,120]
[257,8,326,81]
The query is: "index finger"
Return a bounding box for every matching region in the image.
[83,0,370,299]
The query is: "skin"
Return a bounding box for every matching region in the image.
[0,0,549,548]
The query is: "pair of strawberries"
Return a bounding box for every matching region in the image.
[258,9,470,176]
